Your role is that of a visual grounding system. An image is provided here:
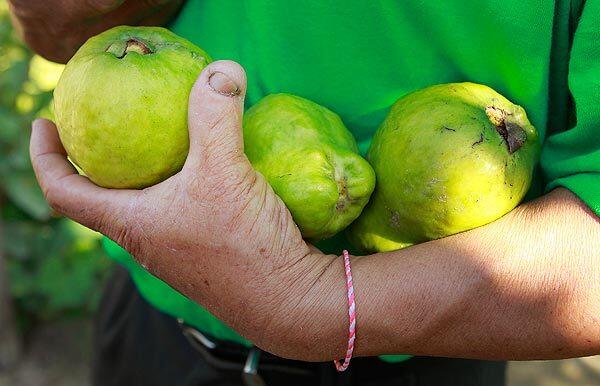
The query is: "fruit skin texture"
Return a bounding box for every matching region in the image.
[349,82,540,253]
[243,94,376,240]
[54,26,211,189]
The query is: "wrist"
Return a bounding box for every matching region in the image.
[255,251,351,361]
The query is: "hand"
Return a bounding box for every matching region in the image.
[9,0,183,63]
[30,61,600,362]
[29,61,341,355]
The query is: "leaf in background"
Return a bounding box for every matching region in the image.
[1,1,112,324]
[0,58,30,106]
[31,91,54,115]
[2,171,51,221]
[1,201,33,221]
[7,261,35,298]
[2,220,54,260]
[0,106,21,143]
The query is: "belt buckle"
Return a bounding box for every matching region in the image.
[178,319,217,350]
[178,319,267,385]
[242,348,266,386]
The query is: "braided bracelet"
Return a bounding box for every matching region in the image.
[333,250,356,372]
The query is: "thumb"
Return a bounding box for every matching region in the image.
[30,118,138,246]
[184,60,247,171]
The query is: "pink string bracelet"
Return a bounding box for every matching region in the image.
[333,249,356,372]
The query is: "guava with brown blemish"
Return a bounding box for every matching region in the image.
[243,94,375,240]
[348,82,540,253]
[54,26,211,188]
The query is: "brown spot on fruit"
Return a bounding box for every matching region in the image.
[336,175,349,211]
[390,210,400,228]
[504,121,527,154]
[485,106,526,154]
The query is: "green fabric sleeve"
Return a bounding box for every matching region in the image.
[541,1,600,216]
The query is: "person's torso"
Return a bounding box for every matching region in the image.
[172,0,561,156]
[106,0,579,354]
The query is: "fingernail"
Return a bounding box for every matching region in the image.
[208,71,240,96]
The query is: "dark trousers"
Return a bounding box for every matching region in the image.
[92,267,506,386]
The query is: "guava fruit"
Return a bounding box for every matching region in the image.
[243,94,375,240]
[54,26,211,188]
[349,82,540,253]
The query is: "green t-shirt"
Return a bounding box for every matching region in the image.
[104,0,599,361]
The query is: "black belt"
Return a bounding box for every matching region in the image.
[178,319,316,386]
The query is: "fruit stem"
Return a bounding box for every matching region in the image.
[106,38,153,58]
[124,39,152,55]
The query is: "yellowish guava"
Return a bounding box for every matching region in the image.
[349,83,540,253]
[244,94,375,240]
[54,26,211,188]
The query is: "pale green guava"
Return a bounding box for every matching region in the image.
[243,94,376,240]
[54,26,211,188]
[348,82,540,253]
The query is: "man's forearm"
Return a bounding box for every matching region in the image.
[9,0,182,63]
[268,188,599,361]
[27,55,599,362]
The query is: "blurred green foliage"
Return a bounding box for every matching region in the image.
[0,1,112,324]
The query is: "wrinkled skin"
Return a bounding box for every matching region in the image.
[349,82,540,253]
[243,94,375,240]
[29,61,347,359]
[28,61,600,363]
[54,26,211,189]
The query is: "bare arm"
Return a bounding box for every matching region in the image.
[9,0,183,63]
[28,62,600,363]
[275,188,600,361]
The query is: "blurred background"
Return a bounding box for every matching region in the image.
[0,1,597,385]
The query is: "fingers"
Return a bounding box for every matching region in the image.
[184,60,248,171]
[30,119,137,237]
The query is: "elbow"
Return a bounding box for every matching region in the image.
[549,303,600,358]
[540,257,600,357]
[518,282,600,359]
